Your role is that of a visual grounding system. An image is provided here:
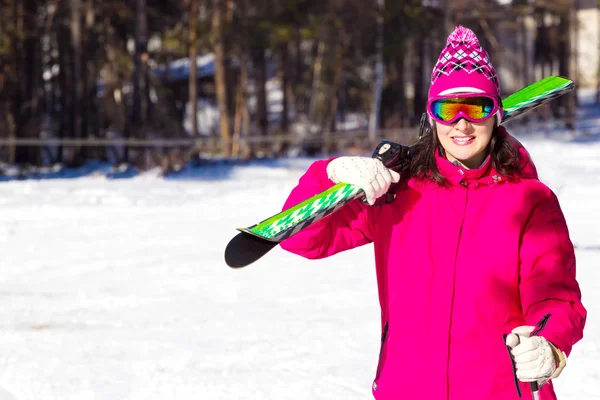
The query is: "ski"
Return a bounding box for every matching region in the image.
[225,76,574,268]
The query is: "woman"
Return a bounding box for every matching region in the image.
[279,26,586,400]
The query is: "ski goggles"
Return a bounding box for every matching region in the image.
[427,94,501,124]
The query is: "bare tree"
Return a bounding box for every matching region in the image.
[279,42,290,134]
[82,0,97,139]
[212,0,231,154]
[232,52,249,157]
[188,0,199,137]
[557,1,575,128]
[70,0,83,150]
[133,0,148,128]
[232,0,250,157]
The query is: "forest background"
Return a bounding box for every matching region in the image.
[0,0,592,172]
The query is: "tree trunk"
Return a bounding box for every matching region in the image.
[240,0,251,155]
[103,15,128,162]
[70,0,84,164]
[12,0,42,165]
[212,0,231,155]
[189,0,199,136]
[133,0,148,129]
[308,37,325,126]
[369,0,384,143]
[57,22,71,164]
[24,0,40,165]
[381,46,406,129]
[279,42,290,134]
[23,0,38,116]
[83,0,96,140]
[520,15,530,87]
[413,36,426,121]
[224,0,236,116]
[558,8,574,129]
[43,0,60,121]
[232,52,248,158]
[534,8,550,81]
[293,32,305,115]
[253,45,268,137]
[327,37,344,134]
[12,0,24,164]
[0,4,10,163]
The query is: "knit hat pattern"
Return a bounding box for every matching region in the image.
[428,26,500,99]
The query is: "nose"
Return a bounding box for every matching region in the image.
[454,117,471,131]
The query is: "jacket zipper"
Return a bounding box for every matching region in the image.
[446,184,469,396]
[375,321,389,380]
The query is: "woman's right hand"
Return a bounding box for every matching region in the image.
[326,157,400,205]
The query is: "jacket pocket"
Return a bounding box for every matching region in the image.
[375,322,389,380]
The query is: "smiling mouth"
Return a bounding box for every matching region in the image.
[451,136,475,145]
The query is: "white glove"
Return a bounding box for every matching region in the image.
[326,157,400,205]
[505,326,564,385]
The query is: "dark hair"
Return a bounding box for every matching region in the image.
[407,124,523,186]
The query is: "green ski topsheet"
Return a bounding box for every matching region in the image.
[240,76,574,242]
[501,76,573,120]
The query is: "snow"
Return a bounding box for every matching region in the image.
[0,131,599,398]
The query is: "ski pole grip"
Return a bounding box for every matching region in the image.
[371,140,412,172]
[503,333,522,398]
[510,327,540,398]
[363,140,412,206]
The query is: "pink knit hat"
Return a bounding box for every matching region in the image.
[428,26,500,100]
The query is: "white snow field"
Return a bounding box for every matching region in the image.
[0,133,598,400]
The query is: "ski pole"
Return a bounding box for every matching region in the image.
[530,382,540,400]
[528,315,551,400]
[511,327,540,400]
[512,314,551,400]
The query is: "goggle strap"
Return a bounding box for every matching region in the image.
[494,109,502,125]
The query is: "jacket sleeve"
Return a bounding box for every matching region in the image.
[519,190,586,356]
[279,158,375,259]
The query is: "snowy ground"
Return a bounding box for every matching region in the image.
[0,133,598,399]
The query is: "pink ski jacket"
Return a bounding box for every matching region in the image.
[280,130,586,400]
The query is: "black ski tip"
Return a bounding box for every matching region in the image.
[224,231,279,269]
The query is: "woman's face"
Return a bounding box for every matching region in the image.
[435,117,495,169]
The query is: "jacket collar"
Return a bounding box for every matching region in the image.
[434,150,498,187]
[432,127,538,188]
